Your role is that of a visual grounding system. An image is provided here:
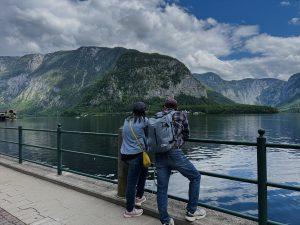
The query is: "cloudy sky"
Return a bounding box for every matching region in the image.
[0,0,300,80]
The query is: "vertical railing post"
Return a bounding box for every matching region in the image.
[57,124,62,175]
[117,127,128,197]
[18,126,22,164]
[257,129,268,225]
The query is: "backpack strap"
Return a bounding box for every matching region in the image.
[155,110,174,119]
[129,120,145,151]
[170,110,181,147]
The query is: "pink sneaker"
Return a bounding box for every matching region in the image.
[135,196,146,206]
[123,208,143,218]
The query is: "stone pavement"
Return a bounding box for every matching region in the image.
[0,155,255,225]
[0,164,159,225]
[0,208,26,225]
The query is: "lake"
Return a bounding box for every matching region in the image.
[0,113,299,224]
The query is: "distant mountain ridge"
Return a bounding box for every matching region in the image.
[1,46,233,115]
[193,72,300,111]
[0,46,279,115]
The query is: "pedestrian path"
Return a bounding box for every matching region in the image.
[0,207,26,225]
[0,165,159,225]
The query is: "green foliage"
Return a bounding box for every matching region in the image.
[115,51,188,85]
[182,104,278,114]
[108,51,189,94]
[10,99,42,115]
[62,93,278,116]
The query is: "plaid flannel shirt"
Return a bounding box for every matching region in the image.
[164,109,190,148]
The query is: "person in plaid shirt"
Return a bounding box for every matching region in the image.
[155,97,206,225]
[172,109,190,148]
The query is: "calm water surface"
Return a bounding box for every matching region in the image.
[0,113,299,224]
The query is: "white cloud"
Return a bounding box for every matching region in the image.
[0,0,299,81]
[289,17,300,25]
[229,55,300,80]
[226,34,300,80]
[244,34,300,57]
[280,0,291,6]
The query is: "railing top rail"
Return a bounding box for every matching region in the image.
[61,130,118,137]
[187,138,257,147]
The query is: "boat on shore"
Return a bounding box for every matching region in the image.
[0,110,16,121]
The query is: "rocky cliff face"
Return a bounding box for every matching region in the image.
[0,47,208,114]
[80,51,207,111]
[193,72,300,112]
[279,73,300,104]
[0,47,130,113]
[278,73,300,111]
[193,72,287,106]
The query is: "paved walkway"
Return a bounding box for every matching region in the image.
[0,165,159,225]
[0,208,26,225]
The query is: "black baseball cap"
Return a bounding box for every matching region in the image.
[133,102,146,114]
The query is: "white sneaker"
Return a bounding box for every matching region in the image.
[135,196,146,207]
[123,208,143,218]
[162,218,174,225]
[185,208,206,222]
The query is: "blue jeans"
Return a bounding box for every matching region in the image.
[125,154,148,212]
[155,149,201,224]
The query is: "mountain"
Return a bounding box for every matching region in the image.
[193,72,286,106]
[279,73,300,112]
[74,50,210,113]
[0,46,216,114]
[193,72,300,112]
[0,46,278,115]
[0,47,131,114]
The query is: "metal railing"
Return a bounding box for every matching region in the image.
[0,125,299,225]
[0,125,118,183]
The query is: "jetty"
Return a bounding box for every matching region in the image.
[0,125,299,225]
